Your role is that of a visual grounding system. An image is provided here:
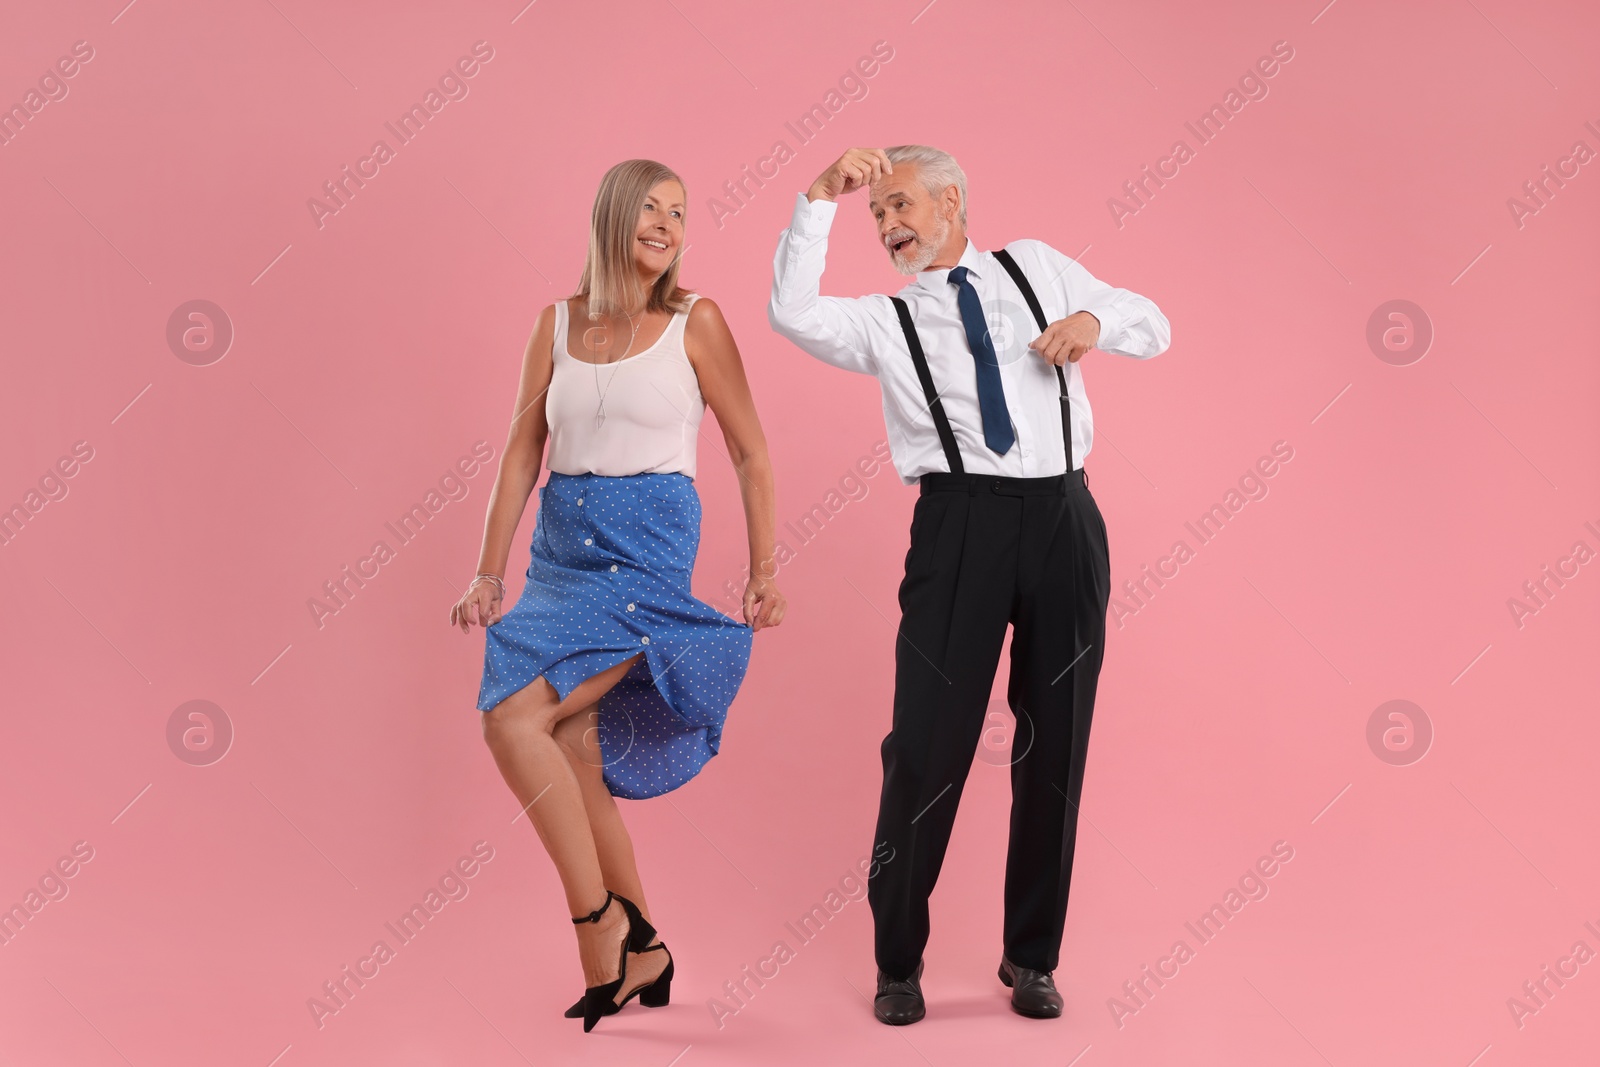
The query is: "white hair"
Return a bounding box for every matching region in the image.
[884,144,967,227]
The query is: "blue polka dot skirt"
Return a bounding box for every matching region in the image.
[477,471,754,799]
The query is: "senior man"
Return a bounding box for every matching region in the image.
[767,145,1170,1024]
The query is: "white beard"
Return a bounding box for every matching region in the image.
[890,213,950,275]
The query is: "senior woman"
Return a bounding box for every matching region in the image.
[450,158,785,1032]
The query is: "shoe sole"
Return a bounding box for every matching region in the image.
[1008,1001,1062,1019]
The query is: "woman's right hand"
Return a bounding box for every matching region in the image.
[743,573,787,633]
[449,578,504,633]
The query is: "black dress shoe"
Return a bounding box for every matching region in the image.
[999,955,1063,1018]
[874,959,926,1025]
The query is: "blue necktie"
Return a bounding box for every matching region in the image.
[947,266,1015,455]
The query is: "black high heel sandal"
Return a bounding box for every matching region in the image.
[572,892,657,1032]
[563,940,674,1018]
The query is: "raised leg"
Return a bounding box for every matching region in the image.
[481,654,643,990]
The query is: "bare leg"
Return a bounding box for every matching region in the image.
[481,654,644,991]
[554,706,667,996]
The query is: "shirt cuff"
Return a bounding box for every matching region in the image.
[1082,303,1121,350]
[789,191,837,236]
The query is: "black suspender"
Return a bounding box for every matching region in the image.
[891,294,965,475]
[889,247,1075,476]
[993,247,1073,472]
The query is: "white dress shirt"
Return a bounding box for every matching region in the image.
[768,192,1171,484]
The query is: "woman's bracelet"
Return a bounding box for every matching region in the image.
[470,573,505,598]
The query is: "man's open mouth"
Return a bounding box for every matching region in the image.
[890,236,915,254]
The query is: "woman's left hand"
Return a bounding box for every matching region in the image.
[743,574,787,632]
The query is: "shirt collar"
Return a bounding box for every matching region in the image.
[916,237,984,290]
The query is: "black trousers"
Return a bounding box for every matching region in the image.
[867,468,1112,978]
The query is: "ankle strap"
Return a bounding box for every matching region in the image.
[571,891,615,925]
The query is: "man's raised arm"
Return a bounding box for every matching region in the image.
[768,149,904,375]
[767,192,882,375]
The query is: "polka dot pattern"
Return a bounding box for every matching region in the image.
[477,471,754,799]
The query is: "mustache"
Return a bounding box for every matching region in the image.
[884,228,917,251]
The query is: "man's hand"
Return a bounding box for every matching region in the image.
[807,148,893,203]
[1028,311,1102,366]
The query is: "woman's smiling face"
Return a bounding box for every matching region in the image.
[634,179,685,278]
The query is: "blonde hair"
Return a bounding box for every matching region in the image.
[884,144,968,227]
[574,159,693,318]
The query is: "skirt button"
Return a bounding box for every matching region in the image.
[584,538,593,546]
[610,564,619,572]
[627,603,636,612]
[641,636,650,645]
[577,498,584,505]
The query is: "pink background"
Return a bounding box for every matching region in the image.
[3,1,1598,1064]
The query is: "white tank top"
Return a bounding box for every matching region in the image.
[545,294,706,478]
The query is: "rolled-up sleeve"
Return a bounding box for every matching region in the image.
[767,193,881,375]
[1028,239,1171,359]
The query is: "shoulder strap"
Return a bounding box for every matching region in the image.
[891,296,964,475]
[552,299,569,361]
[992,247,1074,472]
[672,292,699,343]
[992,248,1048,334]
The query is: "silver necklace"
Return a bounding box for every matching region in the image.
[587,305,642,427]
